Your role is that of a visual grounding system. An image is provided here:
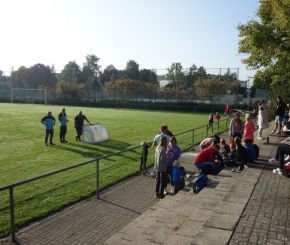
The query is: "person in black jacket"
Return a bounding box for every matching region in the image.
[232,137,248,173]
[74,111,91,141]
[272,96,286,135]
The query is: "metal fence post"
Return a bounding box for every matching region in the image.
[142,143,147,174]
[9,187,16,242]
[96,160,100,199]
[192,129,195,148]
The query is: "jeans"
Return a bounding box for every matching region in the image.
[195,161,220,175]
[156,171,167,197]
[274,143,290,169]
[60,125,67,142]
[45,129,54,144]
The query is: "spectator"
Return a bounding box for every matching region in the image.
[232,137,248,173]
[244,138,256,163]
[58,108,68,143]
[257,101,269,140]
[153,125,171,146]
[243,113,255,143]
[166,137,181,193]
[220,139,230,158]
[225,104,231,118]
[140,142,152,172]
[223,143,237,167]
[199,134,220,151]
[154,136,168,199]
[41,111,56,146]
[229,112,244,143]
[194,141,222,175]
[272,96,286,135]
[269,137,290,175]
[214,112,221,125]
[74,111,91,141]
[208,113,214,132]
[171,160,186,194]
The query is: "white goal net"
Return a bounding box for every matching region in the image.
[82,124,110,144]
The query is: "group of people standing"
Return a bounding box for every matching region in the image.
[40,109,91,146]
[152,126,184,199]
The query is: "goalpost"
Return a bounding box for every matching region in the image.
[10,88,47,104]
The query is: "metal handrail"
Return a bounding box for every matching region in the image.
[1,118,228,242]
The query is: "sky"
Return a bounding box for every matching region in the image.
[0,0,260,80]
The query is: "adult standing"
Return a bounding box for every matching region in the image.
[58,108,68,143]
[272,96,286,135]
[74,111,91,141]
[225,104,230,118]
[41,111,56,146]
[153,125,171,146]
[229,112,244,143]
[154,137,168,199]
[257,101,269,140]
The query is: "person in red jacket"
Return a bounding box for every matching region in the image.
[194,142,222,175]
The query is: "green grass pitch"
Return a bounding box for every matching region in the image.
[0,103,226,236]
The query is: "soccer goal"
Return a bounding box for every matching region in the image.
[82,124,110,144]
[10,88,47,104]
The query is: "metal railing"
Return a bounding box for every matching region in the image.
[0,118,228,242]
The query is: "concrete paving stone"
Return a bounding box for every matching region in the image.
[166,234,194,245]
[174,221,203,238]
[196,189,227,201]
[192,197,220,210]
[205,212,240,231]
[188,208,213,222]
[266,239,285,245]
[190,226,232,245]
[151,226,174,244]
[213,201,245,215]
[223,191,251,204]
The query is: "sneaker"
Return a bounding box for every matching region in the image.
[164,190,168,195]
[232,167,239,172]
[235,168,244,173]
[271,130,276,134]
[257,136,263,140]
[273,168,282,174]
[155,193,160,198]
[268,158,279,164]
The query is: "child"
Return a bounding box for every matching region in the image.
[224,143,237,167]
[232,137,248,172]
[220,139,230,158]
[208,113,214,132]
[154,137,168,199]
[244,138,256,164]
[243,113,256,143]
[171,160,185,194]
[214,112,221,125]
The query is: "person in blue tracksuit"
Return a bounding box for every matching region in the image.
[41,111,56,146]
[58,108,68,143]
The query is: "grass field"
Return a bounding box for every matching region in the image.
[0,103,227,237]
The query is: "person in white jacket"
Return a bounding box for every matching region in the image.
[257,100,269,140]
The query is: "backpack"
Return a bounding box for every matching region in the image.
[252,144,259,159]
[192,174,207,194]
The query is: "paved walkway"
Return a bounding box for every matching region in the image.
[1,125,289,245]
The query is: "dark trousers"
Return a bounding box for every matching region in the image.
[156,171,167,197]
[76,126,83,140]
[60,126,67,142]
[45,129,54,144]
[274,143,290,169]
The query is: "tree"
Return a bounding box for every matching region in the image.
[124,60,140,80]
[60,61,82,84]
[195,77,227,103]
[238,0,290,97]
[140,69,158,84]
[166,63,186,98]
[56,80,86,99]
[82,54,101,88]
[10,64,56,89]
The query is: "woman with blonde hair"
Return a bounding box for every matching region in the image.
[243,113,255,143]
